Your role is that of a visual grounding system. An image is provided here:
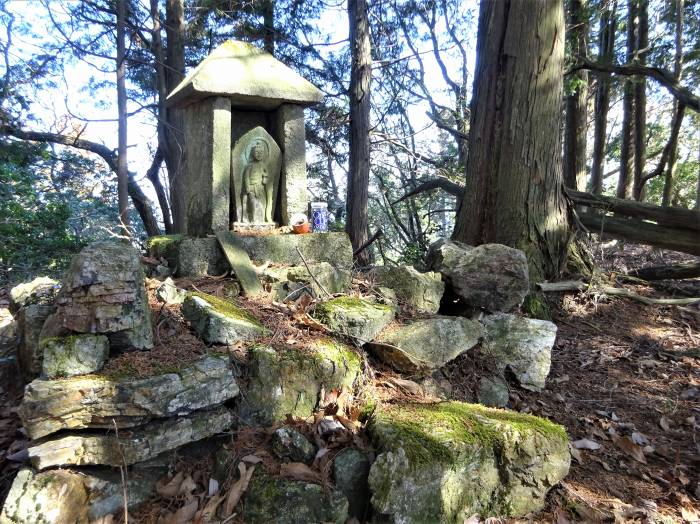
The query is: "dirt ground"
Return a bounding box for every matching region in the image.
[0,242,697,523]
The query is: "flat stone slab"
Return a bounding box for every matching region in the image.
[41,334,109,379]
[368,402,570,521]
[238,339,361,425]
[28,406,233,469]
[481,313,557,391]
[147,232,353,277]
[373,265,444,314]
[19,354,238,439]
[311,297,394,343]
[243,471,348,524]
[216,231,264,295]
[371,317,484,374]
[182,292,267,344]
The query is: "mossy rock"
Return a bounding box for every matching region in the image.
[373,265,444,314]
[243,470,348,524]
[146,234,184,260]
[182,292,267,344]
[367,401,570,522]
[238,339,362,425]
[371,317,483,375]
[236,232,353,269]
[311,297,394,343]
[41,334,109,379]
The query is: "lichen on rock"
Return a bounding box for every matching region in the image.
[182,291,267,344]
[373,265,444,314]
[311,296,394,343]
[367,401,570,522]
[40,334,109,379]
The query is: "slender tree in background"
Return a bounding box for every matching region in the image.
[453,0,570,281]
[116,0,130,235]
[564,0,589,191]
[632,0,648,200]
[346,0,372,266]
[617,0,636,198]
[590,0,617,195]
[662,0,685,206]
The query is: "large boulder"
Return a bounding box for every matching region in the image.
[371,317,483,374]
[373,266,444,314]
[19,354,238,439]
[243,471,349,524]
[427,240,529,313]
[182,292,267,344]
[40,335,109,379]
[238,339,361,425]
[1,468,89,524]
[481,313,557,392]
[9,276,59,314]
[27,406,233,469]
[53,241,153,349]
[367,402,570,522]
[312,297,394,343]
[333,448,371,520]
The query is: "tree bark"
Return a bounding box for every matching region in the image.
[452,0,569,281]
[116,0,130,235]
[261,0,275,55]
[617,0,636,199]
[346,0,372,267]
[632,0,648,200]
[662,0,684,207]
[590,2,616,194]
[564,0,589,191]
[628,261,700,280]
[163,0,185,230]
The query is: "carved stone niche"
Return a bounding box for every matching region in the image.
[166,40,323,236]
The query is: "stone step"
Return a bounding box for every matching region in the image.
[27,406,233,469]
[19,354,238,439]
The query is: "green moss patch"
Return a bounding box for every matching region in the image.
[146,234,184,259]
[187,291,264,327]
[369,401,567,467]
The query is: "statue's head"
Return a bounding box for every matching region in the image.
[250,140,267,161]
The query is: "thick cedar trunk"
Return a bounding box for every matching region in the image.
[164,0,185,231]
[564,0,588,191]
[452,0,569,281]
[663,0,684,207]
[346,0,372,267]
[590,2,616,194]
[632,0,648,200]
[628,261,700,280]
[116,0,130,235]
[617,0,636,199]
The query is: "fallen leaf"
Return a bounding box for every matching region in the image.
[572,438,601,450]
[197,493,223,522]
[241,454,263,464]
[631,431,649,446]
[659,416,671,431]
[553,374,570,384]
[388,377,423,395]
[156,472,184,498]
[159,499,198,524]
[178,475,197,497]
[681,506,699,522]
[568,444,583,463]
[223,462,256,516]
[614,435,646,464]
[279,462,322,484]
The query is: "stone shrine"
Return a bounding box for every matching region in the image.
[167,40,323,236]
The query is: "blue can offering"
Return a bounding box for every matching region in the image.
[311,202,329,232]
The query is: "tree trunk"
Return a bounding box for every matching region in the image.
[346,0,372,267]
[662,0,684,207]
[590,1,617,194]
[452,0,569,281]
[564,0,588,191]
[116,0,130,236]
[628,261,700,280]
[617,0,636,199]
[632,0,648,200]
[164,0,185,231]
[261,0,275,55]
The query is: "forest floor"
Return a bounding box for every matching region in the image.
[0,242,697,523]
